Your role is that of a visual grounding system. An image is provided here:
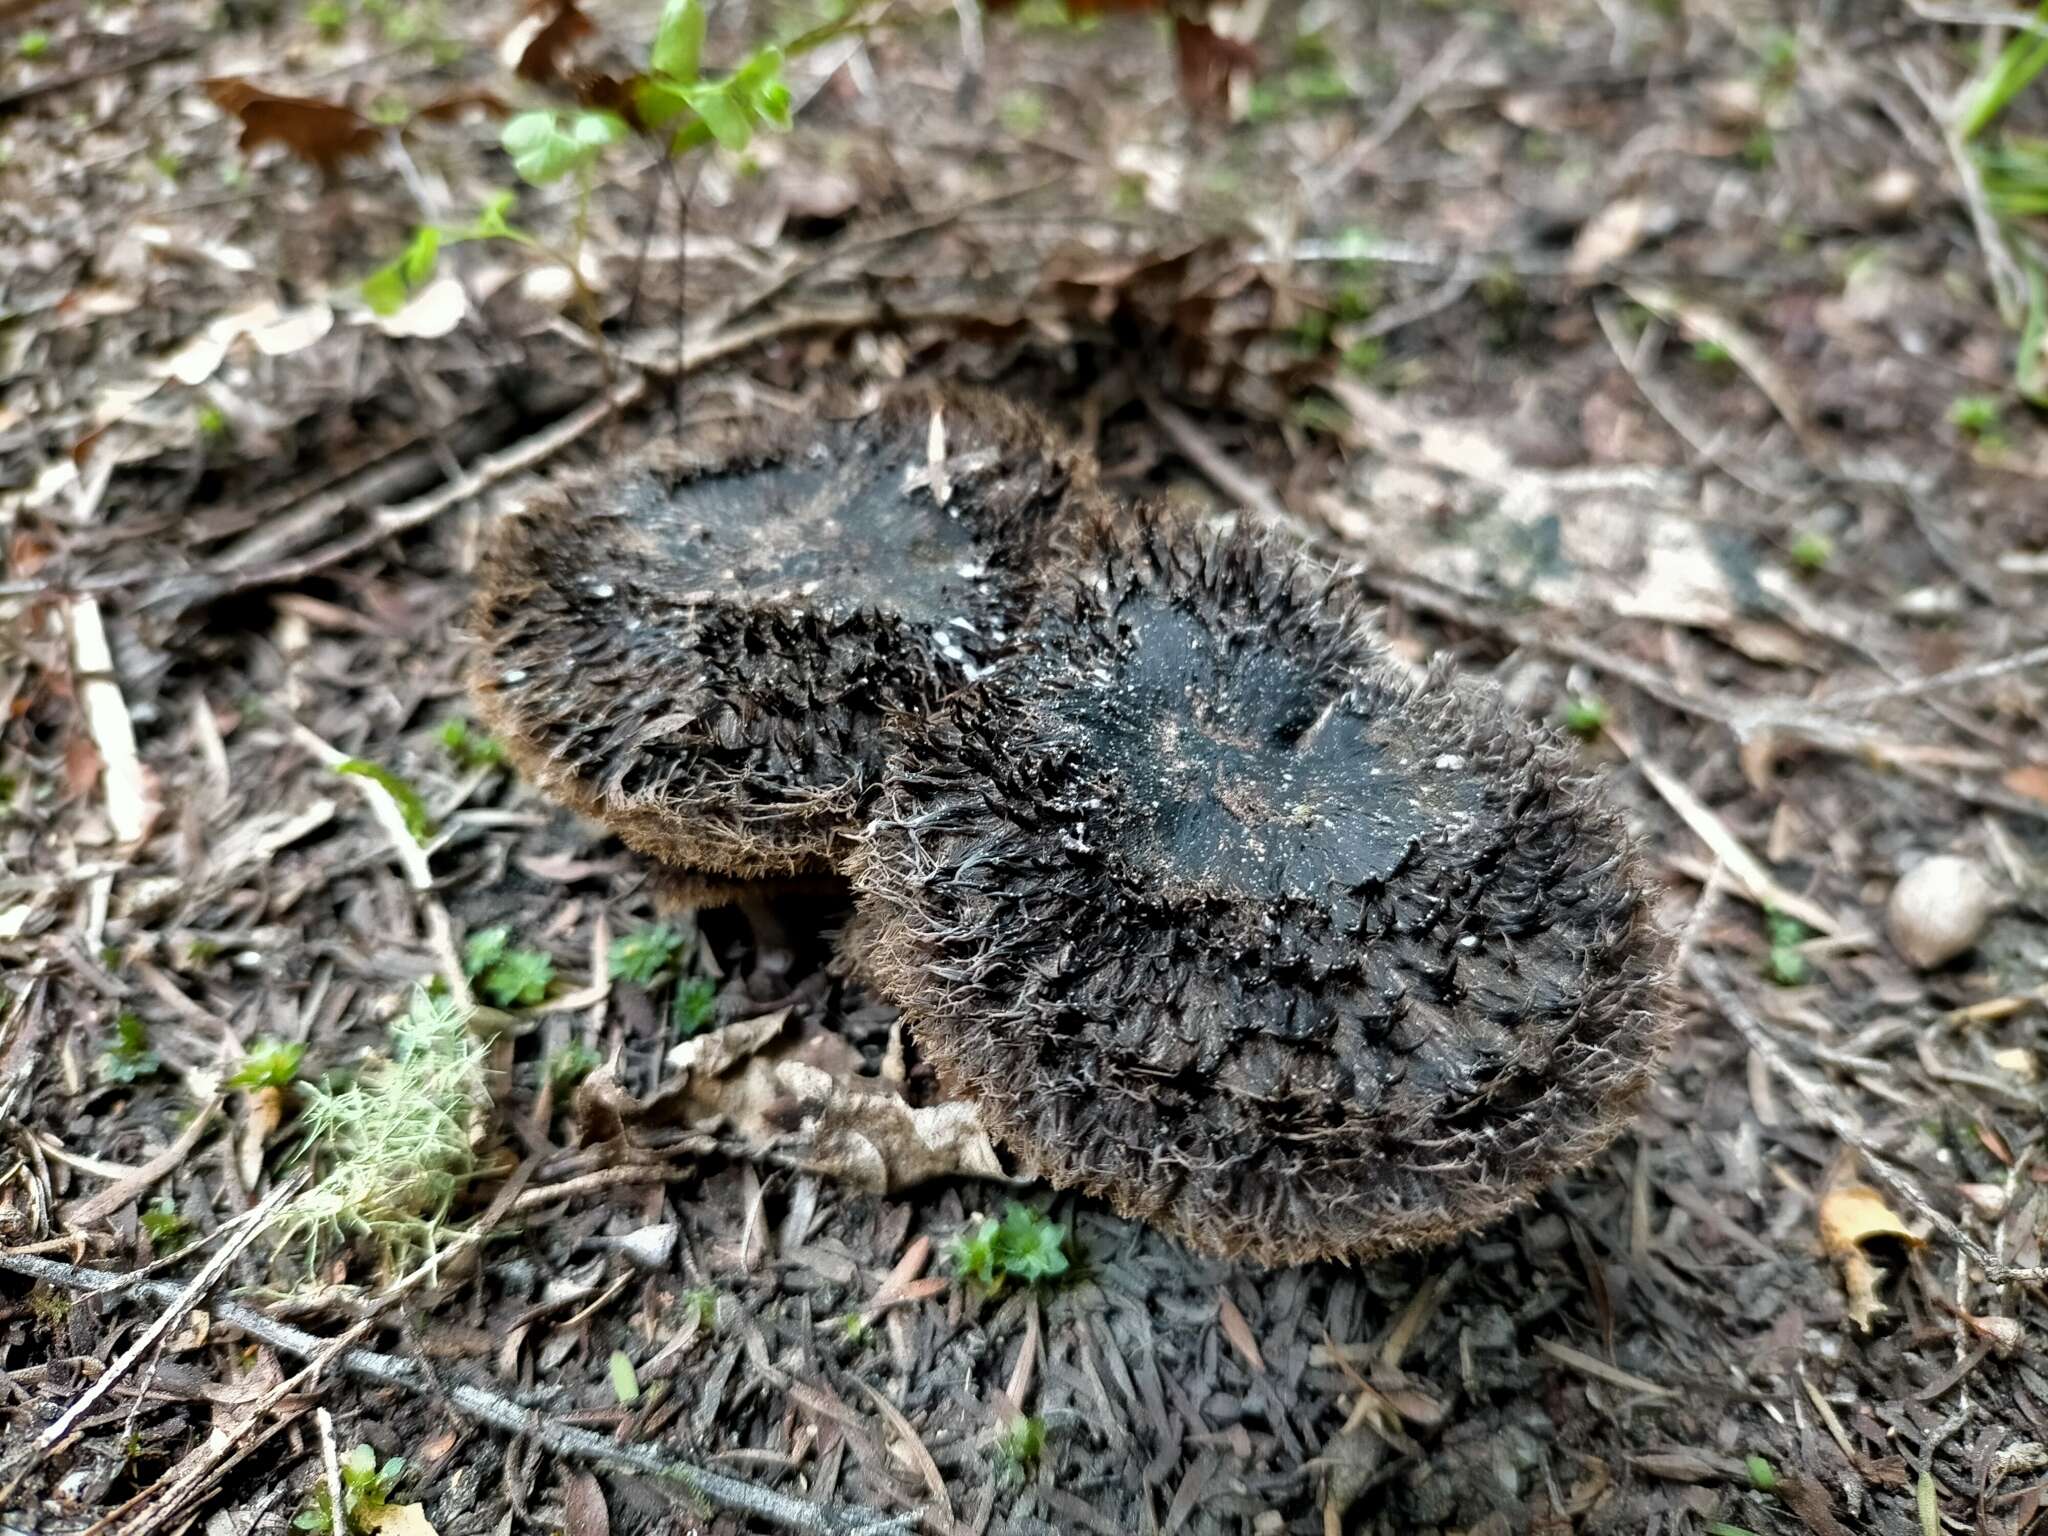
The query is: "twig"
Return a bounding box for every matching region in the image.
[67,597,150,844]
[63,1100,223,1229]
[315,1409,345,1536]
[1686,953,2048,1287]
[37,1179,300,1450]
[290,723,433,893]
[1635,757,1845,936]
[1143,391,1288,523]
[0,1252,919,1536]
[1898,55,2029,324]
[1306,23,1484,198]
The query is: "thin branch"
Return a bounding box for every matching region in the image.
[0,1252,920,1536]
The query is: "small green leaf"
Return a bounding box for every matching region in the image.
[650,0,705,84]
[463,927,510,980]
[140,1196,190,1251]
[947,1217,1001,1287]
[361,261,410,317]
[1746,1453,1777,1493]
[546,1041,602,1088]
[609,1349,641,1404]
[99,1012,162,1084]
[634,76,695,131]
[610,924,685,986]
[480,948,554,1009]
[227,1038,305,1091]
[996,1202,1069,1282]
[690,86,751,151]
[502,109,626,186]
[334,758,433,841]
[469,189,520,240]
[672,975,717,1036]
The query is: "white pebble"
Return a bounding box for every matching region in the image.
[1887,855,1995,970]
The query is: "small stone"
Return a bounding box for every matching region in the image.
[1887,855,1995,970]
[1866,165,1920,216]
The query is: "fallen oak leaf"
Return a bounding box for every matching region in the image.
[501,0,597,85]
[203,77,382,178]
[1818,1181,1923,1331]
[1173,18,1255,114]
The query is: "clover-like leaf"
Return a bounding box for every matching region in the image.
[502,108,627,186]
[650,0,704,84]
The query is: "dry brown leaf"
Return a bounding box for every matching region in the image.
[238,1083,284,1190]
[502,0,596,84]
[1174,19,1256,114]
[561,1472,608,1536]
[361,1504,438,1536]
[2003,763,2048,805]
[204,78,382,177]
[1818,1183,1922,1331]
[1217,1289,1265,1374]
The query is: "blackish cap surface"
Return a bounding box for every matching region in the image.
[470,389,1099,882]
[856,519,1674,1265]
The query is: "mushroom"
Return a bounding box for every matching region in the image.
[854,518,1676,1265]
[469,388,1104,887]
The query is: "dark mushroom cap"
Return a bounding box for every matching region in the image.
[469,388,1102,882]
[855,519,1674,1265]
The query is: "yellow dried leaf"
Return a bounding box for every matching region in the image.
[362,1504,438,1536]
[1819,1183,1922,1332]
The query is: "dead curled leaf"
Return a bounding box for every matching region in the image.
[360,1504,438,1536]
[1818,1182,1923,1331]
[203,79,382,177]
[576,1010,1009,1192]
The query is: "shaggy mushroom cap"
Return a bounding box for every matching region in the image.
[857,520,1674,1265]
[470,389,1099,883]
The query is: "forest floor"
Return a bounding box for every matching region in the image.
[5,1,2048,1534]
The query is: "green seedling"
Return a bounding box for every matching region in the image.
[948,1202,1070,1293]
[683,1286,718,1331]
[1691,338,1733,368]
[1763,911,1810,987]
[17,30,50,58]
[992,1414,1046,1483]
[546,1041,602,1089]
[99,1013,161,1084]
[228,1039,306,1092]
[1949,393,2006,442]
[294,1443,407,1535]
[609,1349,641,1405]
[272,990,488,1274]
[463,927,555,1008]
[671,976,717,1037]
[437,717,505,771]
[1788,530,1832,573]
[1746,1454,1778,1492]
[1959,3,2048,143]
[308,0,348,38]
[609,925,686,986]
[1561,694,1610,739]
[140,1197,191,1253]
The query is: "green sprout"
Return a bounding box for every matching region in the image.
[227,1039,306,1092]
[671,976,717,1037]
[501,108,629,187]
[1788,530,1833,574]
[546,1041,603,1090]
[140,1197,191,1253]
[1561,694,1610,739]
[1959,4,2048,142]
[1948,393,2004,438]
[463,927,555,1009]
[992,1415,1047,1483]
[1691,338,1733,368]
[195,403,228,439]
[1763,911,1811,987]
[609,1349,641,1405]
[947,1202,1070,1293]
[308,0,349,38]
[437,718,505,771]
[18,30,50,58]
[683,1286,718,1332]
[271,990,489,1275]
[1746,1453,1778,1493]
[294,1444,407,1535]
[609,925,686,987]
[99,1013,162,1084]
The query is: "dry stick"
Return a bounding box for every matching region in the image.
[63,1099,223,1229]
[0,1252,917,1536]
[1686,952,2047,1287]
[36,1179,300,1450]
